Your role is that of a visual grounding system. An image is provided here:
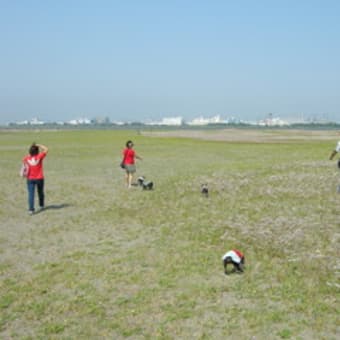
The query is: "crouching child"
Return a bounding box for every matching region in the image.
[222,249,245,274]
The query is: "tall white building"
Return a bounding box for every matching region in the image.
[145,116,184,126]
[187,115,223,126]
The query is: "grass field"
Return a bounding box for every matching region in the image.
[0,129,339,339]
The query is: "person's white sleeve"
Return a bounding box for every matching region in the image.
[335,141,340,152]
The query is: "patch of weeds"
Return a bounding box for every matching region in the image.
[0,293,15,309]
[158,276,176,289]
[70,294,106,318]
[278,328,293,339]
[115,296,131,306]
[0,263,12,274]
[65,250,88,260]
[161,294,197,322]
[269,311,284,323]
[41,322,65,335]
[121,326,144,337]
[26,300,50,319]
[1,277,17,288]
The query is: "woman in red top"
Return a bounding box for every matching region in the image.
[122,140,142,188]
[23,143,48,214]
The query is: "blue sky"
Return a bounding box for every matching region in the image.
[0,0,339,124]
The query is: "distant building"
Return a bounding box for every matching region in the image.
[112,121,125,126]
[68,118,91,125]
[187,115,224,126]
[258,114,290,127]
[15,120,30,125]
[92,116,111,124]
[15,117,45,125]
[145,116,184,126]
[30,117,45,125]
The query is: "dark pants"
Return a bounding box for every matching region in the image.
[235,257,245,272]
[224,256,245,273]
[27,179,44,212]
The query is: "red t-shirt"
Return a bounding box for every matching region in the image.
[122,148,135,165]
[23,152,47,180]
[233,249,244,259]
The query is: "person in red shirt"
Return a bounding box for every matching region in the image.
[122,140,142,188]
[22,143,49,214]
[221,249,245,273]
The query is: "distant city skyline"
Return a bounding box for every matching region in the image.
[2,111,338,126]
[6,112,336,128]
[1,1,339,125]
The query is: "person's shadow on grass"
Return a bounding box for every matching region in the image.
[36,203,71,213]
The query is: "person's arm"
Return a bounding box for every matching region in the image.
[36,144,48,154]
[330,150,337,160]
[135,153,142,160]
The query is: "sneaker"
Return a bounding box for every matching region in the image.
[38,206,44,212]
[28,210,34,215]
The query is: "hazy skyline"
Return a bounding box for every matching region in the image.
[1,1,339,124]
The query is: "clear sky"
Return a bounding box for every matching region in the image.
[1,0,339,124]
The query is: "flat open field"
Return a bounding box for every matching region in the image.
[141,128,340,142]
[0,129,339,339]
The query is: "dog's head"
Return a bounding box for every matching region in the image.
[138,176,153,190]
[201,183,209,194]
[137,176,145,186]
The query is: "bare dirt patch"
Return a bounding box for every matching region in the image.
[141,128,339,143]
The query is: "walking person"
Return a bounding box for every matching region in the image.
[22,143,49,214]
[121,140,142,188]
[329,140,340,161]
[329,140,340,192]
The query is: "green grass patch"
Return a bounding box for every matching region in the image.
[0,129,339,338]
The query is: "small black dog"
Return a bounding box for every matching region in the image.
[137,176,154,190]
[201,184,209,197]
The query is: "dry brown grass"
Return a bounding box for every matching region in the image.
[142,127,340,143]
